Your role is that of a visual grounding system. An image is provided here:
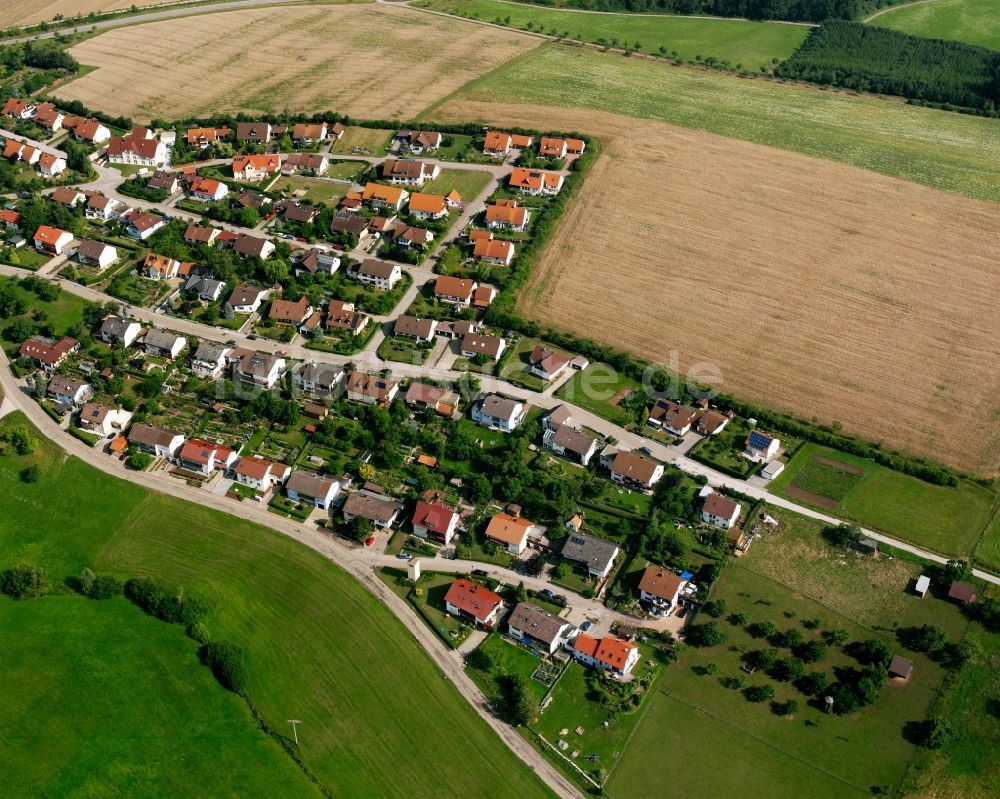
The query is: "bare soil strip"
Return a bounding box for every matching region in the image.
[784,485,841,510]
[812,454,866,476]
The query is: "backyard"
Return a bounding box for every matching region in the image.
[330,127,394,156]
[272,174,354,204]
[422,168,493,201]
[554,363,644,429]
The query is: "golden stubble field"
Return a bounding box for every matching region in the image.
[434,101,1000,474]
[53,4,539,122]
[0,0,138,28]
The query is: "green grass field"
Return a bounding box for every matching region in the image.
[610,563,961,798]
[974,509,1000,574]
[0,413,556,799]
[0,596,321,798]
[554,363,643,428]
[273,175,352,205]
[770,443,997,557]
[330,127,394,156]
[870,0,1000,51]
[447,44,1000,203]
[415,0,808,65]
[422,167,494,200]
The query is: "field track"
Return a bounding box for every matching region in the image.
[431,99,1000,475]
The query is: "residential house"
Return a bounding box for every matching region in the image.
[291,122,327,145]
[282,201,317,224]
[177,439,238,474]
[77,403,132,437]
[38,153,66,177]
[561,531,619,580]
[234,456,290,491]
[345,371,399,406]
[354,259,401,290]
[434,319,479,340]
[695,410,730,436]
[609,450,664,490]
[638,566,691,616]
[143,252,189,281]
[393,315,437,342]
[407,192,448,220]
[184,275,226,302]
[393,224,434,249]
[64,117,110,145]
[232,154,281,181]
[186,126,230,147]
[189,176,229,201]
[571,634,639,677]
[269,296,312,325]
[330,213,371,243]
[411,500,459,545]
[74,239,116,270]
[121,210,166,240]
[18,335,79,371]
[509,168,564,196]
[485,199,530,232]
[543,423,598,466]
[233,234,275,260]
[473,237,514,266]
[528,346,571,382]
[127,424,184,459]
[460,333,505,362]
[85,194,123,222]
[149,170,181,194]
[405,382,458,415]
[142,328,186,359]
[33,225,72,255]
[1,98,35,119]
[471,394,526,432]
[361,182,408,212]
[342,490,403,528]
[235,190,271,211]
[434,275,477,307]
[648,399,696,436]
[48,375,92,406]
[281,152,329,175]
[701,491,742,530]
[472,284,497,310]
[508,602,576,656]
[235,352,285,389]
[295,247,340,276]
[235,122,272,143]
[323,299,368,336]
[538,137,569,158]
[745,430,780,461]
[286,471,341,510]
[396,129,442,152]
[484,512,535,554]
[443,578,505,629]
[948,581,977,606]
[293,361,345,397]
[482,131,513,157]
[107,129,166,167]
[3,140,40,164]
[100,316,141,347]
[190,340,230,379]
[0,208,20,231]
[51,186,85,208]
[381,158,440,187]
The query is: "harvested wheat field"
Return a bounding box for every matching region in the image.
[53,4,538,122]
[434,101,1000,475]
[0,0,138,28]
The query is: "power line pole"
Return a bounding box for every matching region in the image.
[287,719,302,745]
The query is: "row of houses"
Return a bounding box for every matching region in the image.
[1,98,111,144]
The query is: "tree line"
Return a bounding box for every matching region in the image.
[776,21,1000,114]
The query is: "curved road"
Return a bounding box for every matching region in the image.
[863,0,942,23]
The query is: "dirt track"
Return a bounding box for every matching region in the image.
[431,100,1000,475]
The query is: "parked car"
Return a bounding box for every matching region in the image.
[365,535,376,547]
[472,568,489,577]
[638,446,653,456]
[580,620,592,631]
[397,551,413,561]
[541,588,555,598]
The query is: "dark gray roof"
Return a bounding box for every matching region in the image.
[508,602,569,646]
[560,531,619,572]
[193,340,228,363]
[286,470,338,499]
[143,328,184,351]
[342,491,403,522]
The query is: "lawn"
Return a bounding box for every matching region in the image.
[0,595,320,799]
[612,563,962,798]
[689,416,757,478]
[107,271,172,308]
[0,275,90,339]
[555,362,644,428]
[770,443,997,558]
[378,568,472,649]
[0,413,556,799]
[467,632,552,704]
[870,0,1000,51]
[330,127,394,156]
[450,44,1000,203]
[0,246,51,271]
[415,0,809,66]
[496,336,571,392]
[422,167,494,200]
[273,174,354,205]
[973,509,1000,575]
[377,334,434,365]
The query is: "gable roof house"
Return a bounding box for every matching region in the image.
[107,129,166,167]
[609,450,664,491]
[381,158,440,186]
[362,182,409,211]
[186,126,230,147]
[396,129,442,152]
[473,237,514,266]
[295,247,341,276]
[948,581,977,606]
[745,430,781,462]
[269,296,313,325]
[33,225,73,255]
[434,275,477,307]
[648,399,696,436]
[38,152,66,177]
[638,566,691,615]
[232,154,281,181]
[539,137,569,158]
[323,299,368,337]
[472,393,526,432]
[460,333,506,362]
[393,314,437,342]
[353,258,401,291]
[75,239,117,270]
[127,423,184,459]
[100,315,141,347]
[282,201,317,224]
[701,491,742,530]
[29,102,60,130]
[190,340,230,379]
[19,335,79,372]
[233,455,290,491]
[482,130,513,157]
[485,199,530,232]
[51,186,85,208]
[77,403,132,436]
[149,170,181,194]
[695,410,731,436]
[184,274,226,301]
[345,371,399,406]
[64,117,110,144]
[543,423,599,466]
[393,224,434,249]
[293,361,345,397]
[281,152,329,175]
[528,346,572,382]
[233,234,276,260]
[286,470,341,510]
[48,375,92,407]
[342,490,404,528]
[142,328,186,359]
[508,602,577,656]
[121,210,166,240]
[84,193,123,221]
[1,98,35,119]
[509,167,564,196]
[235,352,285,389]
[443,578,505,629]
[291,122,327,144]
[189,176,229,201]
[411,500,459,545]
[571,634,639,677]
[484,512,536,554]
[407,192,448,220]
[561,531,619,580]
[177,438,239,474]
[236,122,272,143]
[143,252,190,281]
[0,208,20,231]
[405,382,458,416]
